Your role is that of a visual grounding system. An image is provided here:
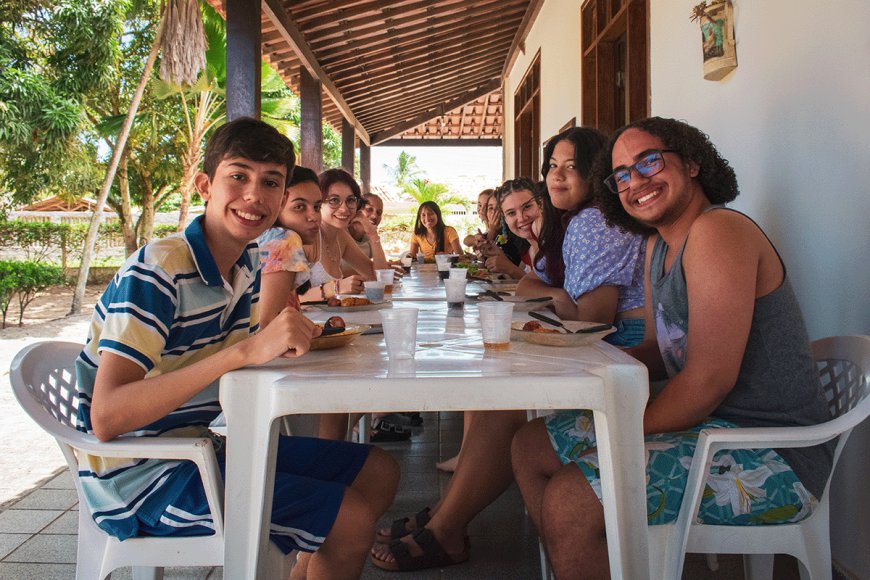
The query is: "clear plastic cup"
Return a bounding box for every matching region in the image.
[435,255,451,280]
[380,308,418,360]
[444,278,467,309]
[375,269,395,295]
[416,252,426,264]
[449,267,467,279]
[364,280,385,302]
[477,302,514,350]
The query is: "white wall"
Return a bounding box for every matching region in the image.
[504,0,585,177]
[508,0,870,575]
[649,0,870,340]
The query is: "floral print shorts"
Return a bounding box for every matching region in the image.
[545,410,817,525]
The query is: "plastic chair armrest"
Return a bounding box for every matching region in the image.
[68,435,226,530]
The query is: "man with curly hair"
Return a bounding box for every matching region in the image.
[511,117,833,578]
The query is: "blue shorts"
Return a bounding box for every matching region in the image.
[545,411,817,526]
[604,318,645,347]
[133,435,371,553]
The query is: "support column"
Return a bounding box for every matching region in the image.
[225,0,261,120]
[359,141,371,194]
[341,118,355,175]
[299,67,323,174]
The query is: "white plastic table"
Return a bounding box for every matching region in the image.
[220,267,651,579]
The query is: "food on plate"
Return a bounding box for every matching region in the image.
[521,320,560,333]
[340,296,373,307]
[325,316,345,328]
[326,296,341,307]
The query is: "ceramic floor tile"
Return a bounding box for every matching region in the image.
[10,488,78,510]
[0,533,31,560]
[0,509,62,534]
[42,470,75,489]
[0,562,77,579]
[40,510,78,534]
[110,565,216,579]
[3,533,77,563]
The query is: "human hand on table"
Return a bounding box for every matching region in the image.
[484,252,514,274]
[246,307,321,363]
[338,275,365,294]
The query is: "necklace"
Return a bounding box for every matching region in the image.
[322,230,341,268]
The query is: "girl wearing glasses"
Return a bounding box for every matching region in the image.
[311,168,391,297]
[517,126,645,347]
[409,201,463,260]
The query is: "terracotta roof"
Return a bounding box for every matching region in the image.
[208,0,537,144]
[20,196,98,212]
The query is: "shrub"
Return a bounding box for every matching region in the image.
[0,260,66,328]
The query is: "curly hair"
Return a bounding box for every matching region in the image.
[592,117,739,234]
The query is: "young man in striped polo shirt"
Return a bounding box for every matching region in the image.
[75,118,398,578]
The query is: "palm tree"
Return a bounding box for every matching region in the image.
[383,151,420,189]
[403,178,468,209]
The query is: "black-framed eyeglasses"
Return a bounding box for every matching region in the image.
[324,196,360,209]
[604,149,677,193]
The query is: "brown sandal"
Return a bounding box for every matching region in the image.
[375,506,431,543]
[371,528,470,572]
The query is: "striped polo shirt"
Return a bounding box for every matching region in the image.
[75,215,260,540]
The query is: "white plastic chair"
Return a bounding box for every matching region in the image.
[537,335,870,580]
[9,341,292,580]
[647,335,870,580]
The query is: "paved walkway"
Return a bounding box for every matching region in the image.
[0,314,91,508]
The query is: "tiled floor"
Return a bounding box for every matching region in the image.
[0,412,837,579]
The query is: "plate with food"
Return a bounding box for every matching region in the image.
[510,320,616,347]
[477,294,553,312]
[317,295,393,312]
[311,318,370,350]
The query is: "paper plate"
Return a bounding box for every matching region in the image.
[510,321,616,347]
[310,325,370,350]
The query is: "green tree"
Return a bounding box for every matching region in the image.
[403,178,468,209]
[0,0,124,204]
[383,150,420,189]
[0,260,66,328]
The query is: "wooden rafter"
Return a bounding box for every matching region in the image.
[262,0,370,144]
[212,0,529,142]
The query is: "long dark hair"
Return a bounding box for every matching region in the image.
[532,182,566,287]
[413,201,447,252]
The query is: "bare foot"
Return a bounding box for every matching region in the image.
[289,551,310,579]
[370,528,469,571]
[436,455,459,473]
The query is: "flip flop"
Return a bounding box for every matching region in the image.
[375,506,431,543]
[371,528,470,572]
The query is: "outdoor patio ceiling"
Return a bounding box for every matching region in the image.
[208,0,538,145]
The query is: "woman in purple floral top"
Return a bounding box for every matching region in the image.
[516,127,645,347]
